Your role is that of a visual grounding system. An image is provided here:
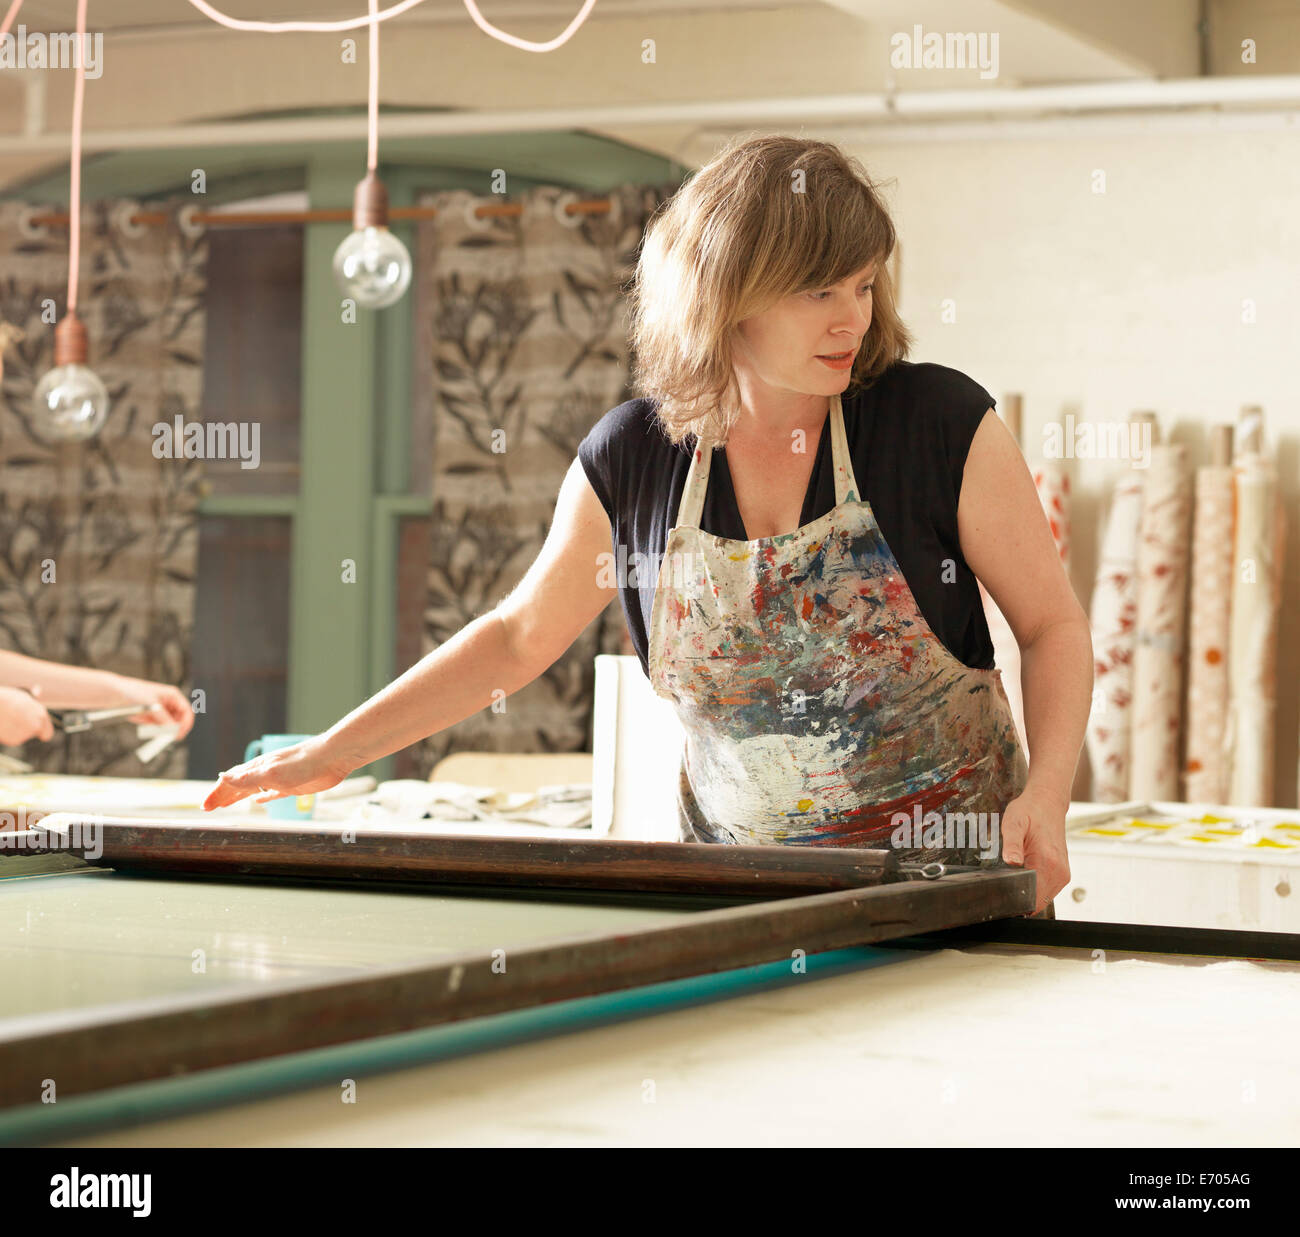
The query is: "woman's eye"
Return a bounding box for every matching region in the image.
[809,285,874,301]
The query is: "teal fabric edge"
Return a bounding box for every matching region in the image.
[0,944,911,1145]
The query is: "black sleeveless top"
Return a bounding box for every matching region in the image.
[577,359,998,677]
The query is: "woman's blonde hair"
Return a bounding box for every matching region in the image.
[629,134,912,446]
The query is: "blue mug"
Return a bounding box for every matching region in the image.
[244,733,316,820]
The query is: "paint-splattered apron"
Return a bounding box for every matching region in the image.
[647,392,1029,867]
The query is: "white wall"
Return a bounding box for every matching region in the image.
[849,116,1300,805]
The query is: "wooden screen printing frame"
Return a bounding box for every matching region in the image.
[0,820,1036,1109]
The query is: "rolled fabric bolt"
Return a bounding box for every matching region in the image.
[1087,470,1143,801]
[1183,453,1234,803]
[1129,444,1192,801]
[1032,463,1071,571]
[1227,451,1283,806]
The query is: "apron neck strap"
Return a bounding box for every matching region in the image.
[675,393,858,531]
[827,391,859,505]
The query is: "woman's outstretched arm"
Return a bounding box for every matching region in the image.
[203,457,619,809]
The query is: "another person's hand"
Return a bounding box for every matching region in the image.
[999,784,1071,916]
[203,734,354,811]
[103,674,195,738]
[0,685,55,745]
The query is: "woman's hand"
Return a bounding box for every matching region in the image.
[0,685,55,745]
[203,734,355,811]
[999,784,1071,916]
[103,674,195,738]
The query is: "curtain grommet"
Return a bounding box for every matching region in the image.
[177,204,204,239]
[113,199,146,240]
[553,190,584,229]
[463,196,493,232]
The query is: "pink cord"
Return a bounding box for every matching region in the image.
[182,0,598,53]
[368,0,378,173]
[0,0,23,41]
[67,0,89,315]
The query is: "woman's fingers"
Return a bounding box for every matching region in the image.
[203,749,310,810]
[203,762,267,809]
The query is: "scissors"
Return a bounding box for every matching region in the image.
[16,686,163,732]
[47,704,164,734]
[17,686,162,735]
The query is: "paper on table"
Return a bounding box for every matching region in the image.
[338,779,593,830]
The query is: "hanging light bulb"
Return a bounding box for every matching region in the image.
[32,310,110,442]
[332,172,411,310]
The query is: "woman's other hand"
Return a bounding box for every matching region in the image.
[999,785,1071,916]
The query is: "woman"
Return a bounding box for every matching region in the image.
[205,136,1090,916]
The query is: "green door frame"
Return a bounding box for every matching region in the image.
[199,156,432,783]
[288,157,431,782]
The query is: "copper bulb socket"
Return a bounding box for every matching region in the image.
[353,173,391,231]
[53,311,89,368]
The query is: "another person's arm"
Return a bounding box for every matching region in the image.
[957,409,1094,913]
[0,651,193,739]
[203,457,619,810]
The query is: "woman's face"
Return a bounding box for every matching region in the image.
[733,263,876,399]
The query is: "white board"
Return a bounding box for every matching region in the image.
[592,654,685,842]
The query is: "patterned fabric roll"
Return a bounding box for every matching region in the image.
[981,463,1071,759]
[1183,464,1234,803]
[1129,445,1192,800]
[1086,471,1144,801]
[1227,452,1284,806]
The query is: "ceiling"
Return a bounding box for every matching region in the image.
[2,0,1297,195]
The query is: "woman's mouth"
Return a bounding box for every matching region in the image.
[816,351,855,370]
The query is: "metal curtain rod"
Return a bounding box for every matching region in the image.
[22,197,615,229]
